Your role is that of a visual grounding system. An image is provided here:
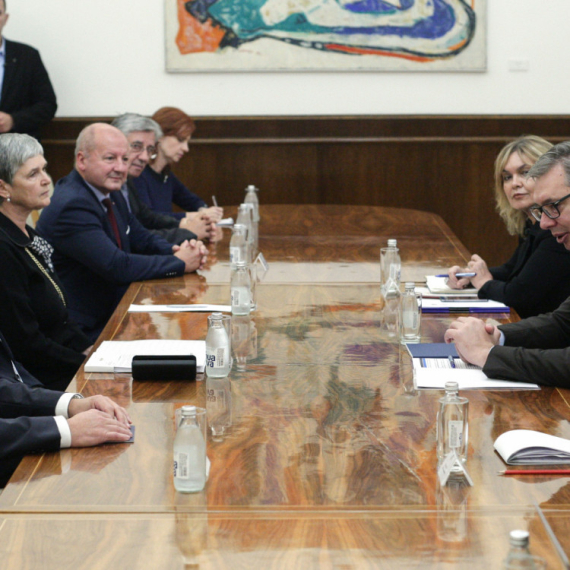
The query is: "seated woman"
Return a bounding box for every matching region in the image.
[133,107,223,240]
[448,135,570,318]
[0,134,91,390]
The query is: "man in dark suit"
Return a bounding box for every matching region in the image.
[444,141,570,388]
[0,331,132,487]
[0,1,57,139]
[110,113,214,244]
[37,123,207,342]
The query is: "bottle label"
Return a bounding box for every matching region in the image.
[207,348,226,368]
[448,421,463,448]
[232,288,240,306]
[230,247,240,263]
[174,451,191,479]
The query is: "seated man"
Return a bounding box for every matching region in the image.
[0,0,57,139]
[37,123,207,342]
[444,141,570,388]
[110,113,214,244]
[0,331,131,487]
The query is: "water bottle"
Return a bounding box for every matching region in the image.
[436,381,469,471]
[400,282,421,343]
[173,406,206,493]
[229,224,248,269]
[205,312,231,378]
[244,184,260,222]
[236,204,254,263]
[503,530,543,569]
[231,261,252,315]
[243,203,258,257]
[380,239,401,294]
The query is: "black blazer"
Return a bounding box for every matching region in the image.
[477,221,570,318]
[0,331,62,486]
[0,212,90,390]
[0,39,57,139]
[483,296,570,389]
[126,178,197,245]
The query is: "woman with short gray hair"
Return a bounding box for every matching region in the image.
[0,133,91,390]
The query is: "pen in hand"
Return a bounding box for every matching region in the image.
[212,195,218,208]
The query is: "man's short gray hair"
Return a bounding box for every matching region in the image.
[528,140,570,186]
[0,133,43,185]
[111,113,163,140]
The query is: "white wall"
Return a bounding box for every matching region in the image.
[8,1,570,117]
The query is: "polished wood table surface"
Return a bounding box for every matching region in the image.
[1,205,570,569]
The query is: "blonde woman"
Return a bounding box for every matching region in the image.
[448,135,570,318]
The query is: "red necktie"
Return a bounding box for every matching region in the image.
[102,198,122,249]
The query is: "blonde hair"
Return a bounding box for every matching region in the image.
[494,135,553,237]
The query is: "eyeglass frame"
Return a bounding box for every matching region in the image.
[529,192,570,222]
[129,141,157,157]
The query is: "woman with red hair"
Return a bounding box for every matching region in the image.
[133,107,222,238]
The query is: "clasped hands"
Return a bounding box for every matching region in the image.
[447,254,493,290]
[180,207,224,241]
[173,238,208,272]
[444,317,501,368]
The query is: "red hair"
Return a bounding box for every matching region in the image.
[152,107,196,140]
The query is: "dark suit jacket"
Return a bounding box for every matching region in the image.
[483,296,570,388]
[0,212,90,390]
[477,221,570,318]
[0,331,62,486]
[126,178,197,245]
[1,39,57,139]
[36,169,185,342]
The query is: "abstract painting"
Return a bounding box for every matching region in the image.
[165,0,486,71]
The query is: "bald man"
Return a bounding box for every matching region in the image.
[37,123,207,342]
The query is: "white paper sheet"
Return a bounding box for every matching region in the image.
[128,304,231,313]
[85,340,206,373]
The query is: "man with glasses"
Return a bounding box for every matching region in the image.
[111,114,214,244]
[444,141,570,388]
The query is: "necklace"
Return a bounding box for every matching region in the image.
[24,248,66,307]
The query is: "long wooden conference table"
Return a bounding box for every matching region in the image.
[1,205,570,569]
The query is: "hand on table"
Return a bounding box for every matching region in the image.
[68,409,133,447]
[466,254,493,289]
[444,316,500,367]
[180,213,215,240]
[447,265,472,289]
[68,394,132,425]
[173,239,208,272]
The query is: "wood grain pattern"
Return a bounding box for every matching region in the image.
[0,205,568,567]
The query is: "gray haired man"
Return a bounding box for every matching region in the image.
[111,113,213,244]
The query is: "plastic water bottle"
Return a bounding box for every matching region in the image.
[205,312,230,378]
[436,381,469,470]
[236,204,254,263]
[173,406,206,493]
[244,184,260,222]
[381,239,402,337]
[503,530,543,569]
[231,261,252,316]
[229,224,248,269]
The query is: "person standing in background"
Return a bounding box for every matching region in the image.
[0,0,57,139]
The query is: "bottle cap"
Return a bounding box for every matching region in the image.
[509,530,530,547]
[180,405,197,417]
[387,239,397,247]
[444,381,459,391]
[405,282,415,290]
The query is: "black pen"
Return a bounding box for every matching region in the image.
[448,355,456,369]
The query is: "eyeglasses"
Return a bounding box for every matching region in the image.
[129,142,156,156]
[530,192,570,222]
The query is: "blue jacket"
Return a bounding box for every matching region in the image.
[37,169,185,341]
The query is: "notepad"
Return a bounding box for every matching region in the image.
[494,430,570,465]
[406,343,540,390]
[425,276,478,296]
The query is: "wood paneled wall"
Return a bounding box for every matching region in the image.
[41,116,570,266]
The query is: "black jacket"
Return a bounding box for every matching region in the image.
[1,39,57,139]
[0,212,90,390]
[478,221,570,318]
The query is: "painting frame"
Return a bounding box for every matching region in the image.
[165,0,486,72]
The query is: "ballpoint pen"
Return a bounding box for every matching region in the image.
[436,272,477,278]
[212,195,218,207]
[448,355,456,368]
